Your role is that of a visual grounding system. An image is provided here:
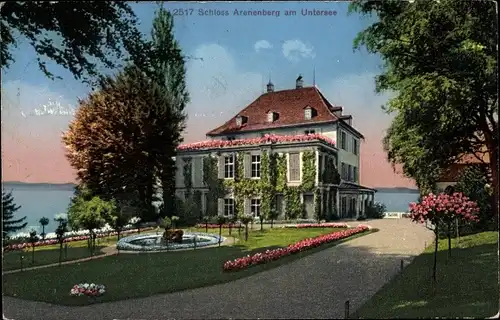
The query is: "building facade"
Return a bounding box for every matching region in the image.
[175,76,376,220]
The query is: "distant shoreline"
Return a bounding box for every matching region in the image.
[3,181,418,193]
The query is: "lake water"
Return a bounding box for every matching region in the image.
[4,186,419,235]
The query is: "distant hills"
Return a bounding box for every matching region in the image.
[3,181,419,193]
[2,181,76,191]
[376,187,419,193]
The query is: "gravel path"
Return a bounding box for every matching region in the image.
[3,219,434,320]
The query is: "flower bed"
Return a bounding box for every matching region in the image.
[177,133,336,151]
[70,283,106,297]
[195,223,246,229]
[3,227,155,252]
[223,225,370,272]
[281,222,349,229]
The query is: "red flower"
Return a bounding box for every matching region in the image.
[177,134,336,151]
[222,225,369,271]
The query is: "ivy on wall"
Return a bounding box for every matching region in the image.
[182,157,193,197]
[203,156,225,216]
[200,149,332,220]
[322,155,341,185]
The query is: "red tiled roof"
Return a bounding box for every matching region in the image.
[206,86,345,136]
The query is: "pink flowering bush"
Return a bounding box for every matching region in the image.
[3,227,155,252]
[223,225,369,272]
[282,223,349,229]
[409,192,480,226]
[408,192,480,283]
[177,133,336,151]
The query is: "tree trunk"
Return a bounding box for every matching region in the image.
[488,147,499,222]
[219,225,222,246]
[59,241,63,266]
[271,219,274,228]
[433,223,439,284]
[32,246,35,264]
[447,222,452,258]
[205,222,208,233]
[229,223,232,236]
[42,226,46,239]
[260,219,263,231]
[245,224,249,241]
[117,230,121,241]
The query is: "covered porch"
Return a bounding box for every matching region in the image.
[337,182,376,219]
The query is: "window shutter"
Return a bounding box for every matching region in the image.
[244,153,251,178]
[244,198,250,216]
[218,198,224,216]
[218,156,224,179]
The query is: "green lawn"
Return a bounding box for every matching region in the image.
[2,236,119,271]
[353,231,498,319]
[3,227,371,305]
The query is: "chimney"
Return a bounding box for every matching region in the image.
[296,75,303,89]
[266,81,274,93]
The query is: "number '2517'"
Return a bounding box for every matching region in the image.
[170,9,194,16]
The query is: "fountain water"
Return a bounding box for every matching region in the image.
[116,232,224,252]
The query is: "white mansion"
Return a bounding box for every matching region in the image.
[174,76,376,220]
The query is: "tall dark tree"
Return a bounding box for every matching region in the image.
[2,190,27,239]
[146,7,189,218]
[1,1,146,84]
[62,65,183,222]
[350,0,498,214]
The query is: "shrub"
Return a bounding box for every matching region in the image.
[357,215,367,221]
[365,202,386,219]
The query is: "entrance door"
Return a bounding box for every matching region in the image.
[303,194,314,219]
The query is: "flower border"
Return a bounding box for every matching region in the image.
[177,133,336,151]
[223,225,370,272]
[4,227,155,252]
[281,222,350,229]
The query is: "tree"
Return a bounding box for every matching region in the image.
[409,192,479,283]
[216,215,228,246]
[54,218,68,266]
[28,230,39,264]
[104,197,134,241]
[39,217,49,240]
[455,165,494,230]
[1,1,147,84]
[2,190,27,239]
[68,195,112,256]
[145,7,189,218]
[350,0,498,214]
[239,215,253,241]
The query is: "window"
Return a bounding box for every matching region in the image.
[304,130,315,135]
[352,138,358,155]
[289,153,300,181]
[353,167,358,183]
[340,131,347,150]
[251,155,261,178]
[236,116,242,126]
[251,199,261,217]
[224,198,235,216]
[304,108,312,120]
[341,162,346,180]
[224,154,235,178]
[227,136,236,141]
[341,197,347,216]
[267,112,274,123]
[349,198,357,214]
[348,164,352,181]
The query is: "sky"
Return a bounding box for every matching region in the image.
[1,2,415,188]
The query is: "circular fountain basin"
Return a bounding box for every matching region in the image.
[116,232,225,252]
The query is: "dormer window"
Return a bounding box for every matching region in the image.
[304,106,317,120]
[267,111,278,123]
[236,115,248,126]
[305,108,312,120]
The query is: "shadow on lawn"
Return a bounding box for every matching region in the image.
[2,246,108,272]
[352,240,498,319]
